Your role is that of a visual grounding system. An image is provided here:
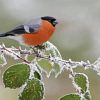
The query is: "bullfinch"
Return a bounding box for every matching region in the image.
[0,16,58,46]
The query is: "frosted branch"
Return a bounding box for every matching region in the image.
[0,44,100,75]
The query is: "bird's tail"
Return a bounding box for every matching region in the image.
[0,32,15,37]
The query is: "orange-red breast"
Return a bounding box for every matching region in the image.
[0,16,58,46]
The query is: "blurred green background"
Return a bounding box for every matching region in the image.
[0,0,100,100]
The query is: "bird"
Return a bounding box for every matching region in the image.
[0,16,58,46]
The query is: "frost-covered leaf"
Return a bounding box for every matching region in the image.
[44,41,62,58]
[74,73,89,93]
[59,93,81,100]
[44,42,62,77]
[53,63,61,77]
[84,91,91,100]
[3,63,30,88]
[34,41,62,58]
[38,59,53,76]
[19,78,44,100]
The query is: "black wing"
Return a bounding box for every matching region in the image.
[10,25,27,34]
[0,18,42,37]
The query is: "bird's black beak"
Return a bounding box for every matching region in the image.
[53,20,58,25]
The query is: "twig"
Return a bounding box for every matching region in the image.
[0,44,100,74]
[0,45,31,64]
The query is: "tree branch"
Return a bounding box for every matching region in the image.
[0,44,100,75]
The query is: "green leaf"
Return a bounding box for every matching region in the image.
[74,73,89,93]
[19,78,44,100]
[38,59,52,76]
[34,71,41,80]
[84,91,91,100]
[59,94,81,100]
[3,63,30,88]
